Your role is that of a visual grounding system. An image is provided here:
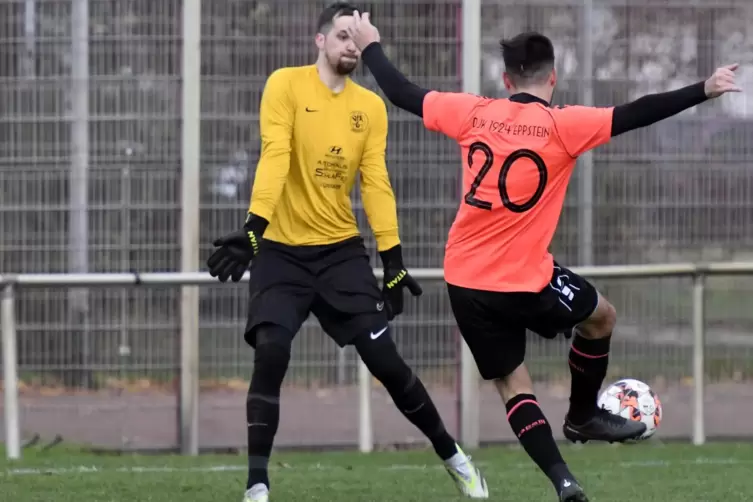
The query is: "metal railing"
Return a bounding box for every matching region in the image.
[3,261,752,460]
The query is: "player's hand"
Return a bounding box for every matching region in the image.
[704,63,742,98]
[206,229,258,283]
[206,213,266,283]
[379,245,423,321]
[346,10,380,51]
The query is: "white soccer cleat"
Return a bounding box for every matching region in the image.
[444,444,490,498]
[242,483,269,502]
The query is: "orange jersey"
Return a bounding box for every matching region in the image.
[423,91,614,292]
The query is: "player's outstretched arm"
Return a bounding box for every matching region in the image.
[611,64,741,137]
[554,64,742,158]
[207,69,295,283]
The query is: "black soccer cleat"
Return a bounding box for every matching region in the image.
[559,480,589,502]
[563,408,647,444]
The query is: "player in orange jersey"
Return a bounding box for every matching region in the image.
[346,11,740,502]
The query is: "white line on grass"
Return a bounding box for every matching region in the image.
[2,458,751,477]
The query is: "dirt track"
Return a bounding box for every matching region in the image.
[1,382,750,451]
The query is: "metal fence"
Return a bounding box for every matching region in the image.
[1,0,753,455]
[0,262,751,460]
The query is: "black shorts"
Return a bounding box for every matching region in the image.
[244,236,387,347]
[447,262,599,380]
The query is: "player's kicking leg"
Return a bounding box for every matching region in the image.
[561,292,647,444]
[351,329,488,498]
[522,262,646,444]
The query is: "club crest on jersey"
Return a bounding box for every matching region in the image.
[350,111,368,133]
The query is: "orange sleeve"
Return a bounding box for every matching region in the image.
[551,105,614,157]
[422,91,485,140]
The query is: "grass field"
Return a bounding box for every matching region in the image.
[2,442,753,501]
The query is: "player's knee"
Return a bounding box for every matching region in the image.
[578,294,616,339]
[354,330,413,392]
[250,324,293,391]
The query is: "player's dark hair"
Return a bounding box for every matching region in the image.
[316,2,358,34]
[500,32,555,87]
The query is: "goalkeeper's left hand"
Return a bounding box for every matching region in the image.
[379,244,423,320]
[207,213,268,283]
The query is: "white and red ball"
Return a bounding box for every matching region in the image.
[597,378,662,440]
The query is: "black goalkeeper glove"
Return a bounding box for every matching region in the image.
[379,244,423,320]
[207,213,268,283]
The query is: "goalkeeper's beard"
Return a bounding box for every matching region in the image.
[329,54,358,75]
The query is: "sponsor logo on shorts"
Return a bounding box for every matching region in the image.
[370,326,388,340]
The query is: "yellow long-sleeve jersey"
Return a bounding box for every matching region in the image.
[248,65,400,252]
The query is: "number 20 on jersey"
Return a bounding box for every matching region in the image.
[464,141,548,214]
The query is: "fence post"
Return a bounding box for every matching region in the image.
[180,0,202,456]
[577,0,594,266]
[459,0,481,449]
[691,272,706,445]
[2,284,21,460]
[69,0,92,390]
[358,359,373,452]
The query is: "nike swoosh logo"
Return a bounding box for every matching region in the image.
[305,107,317,112]
[370,326,388,340]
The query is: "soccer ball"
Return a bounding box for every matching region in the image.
[597,378,662,440]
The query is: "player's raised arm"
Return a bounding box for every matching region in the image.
[346,11,484,140]
[360,41,429,117]
[345,11,427,116]
[248,68,296,224]
[610,64,741,136]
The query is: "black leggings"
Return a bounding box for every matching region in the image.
[250,323,417,396]
[246,322,456,490]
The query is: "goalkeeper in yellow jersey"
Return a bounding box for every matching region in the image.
[207,3,488,502]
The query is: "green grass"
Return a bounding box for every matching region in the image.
[2,443,753,501]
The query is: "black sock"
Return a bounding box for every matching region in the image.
[356,330,458,460]
[568,334,612,424]
[246,389,279,489]
[390,373,458,460]
[506,394,575,491]
[245,336,290,490]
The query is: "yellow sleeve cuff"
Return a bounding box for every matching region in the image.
[248,201,275,222]
[375,232,401,252]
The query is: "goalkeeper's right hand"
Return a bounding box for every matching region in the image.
[207,213,268,283]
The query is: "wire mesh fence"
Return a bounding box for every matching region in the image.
[0,0,752,450]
